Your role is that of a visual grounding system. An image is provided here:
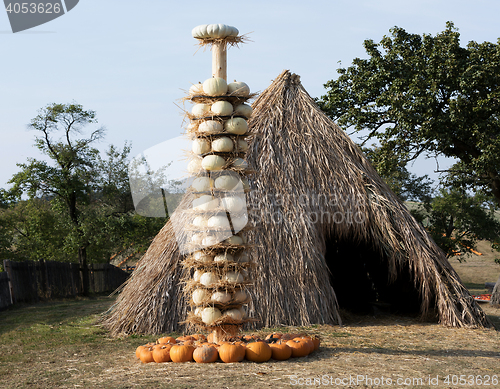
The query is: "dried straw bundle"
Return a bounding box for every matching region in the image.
[101,70,491,336]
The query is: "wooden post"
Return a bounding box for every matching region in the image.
[212,41,227,81]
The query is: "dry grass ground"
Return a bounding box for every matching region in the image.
[0,255,499,389]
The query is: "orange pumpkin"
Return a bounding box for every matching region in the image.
[152,344,173,363]
[265,333,282,341]
[176,335,195,343]
[309,336,320,351]
[158,336,176,344]
[218,342,246,363]
[294,337,314,355]
[135,345,146,359]
[139,346,155,363]
[245,341,272,363]
[193,344,219,363]
[170,344,195,363]
[286,339,310,358]
[269,340,292,360]
[191,334,207,341]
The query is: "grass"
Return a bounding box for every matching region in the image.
[0,261,499,388]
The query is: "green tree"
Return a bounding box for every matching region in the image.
[317,22,500,207]
[5,103,167,294]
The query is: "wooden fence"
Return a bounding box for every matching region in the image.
[0,272,11,310]
[1,260,130,305]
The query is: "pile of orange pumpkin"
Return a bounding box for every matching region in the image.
[135,332,320,363]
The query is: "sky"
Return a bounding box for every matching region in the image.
[1,0,500,190]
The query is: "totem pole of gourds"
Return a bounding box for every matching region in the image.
[182,24,255,343]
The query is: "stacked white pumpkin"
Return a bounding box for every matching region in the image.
[185,72,254,331]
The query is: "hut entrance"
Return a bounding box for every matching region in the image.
[324,236,422,316]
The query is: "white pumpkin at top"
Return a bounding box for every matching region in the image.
[192,24,239,39]
[224,308,243,321]
[224,117,248,135]
[189,83,204,95]
[202,155,225,171]
[199,120,223,134]
[211,101,233,116]
[192,288,209,305]
[191,103,211,117]
[221,195,245,213]
[237,139,249,152]
[192,138,211,155]
[211,137,234,153]
[187,157,203,174]
[192,195,219,211]
[232,158,248,170]
[191,176,212,192]
[207,215,231,229]
[214,252,234,262]
[203,77,228,96]
[211,291,231,304]
[200,271,219,287]
[233,103,253,118]
[225,271,244,283]
[201,307,222,325]
[224,235,244,245]
[214,174,242,191]
[228,81,250,96]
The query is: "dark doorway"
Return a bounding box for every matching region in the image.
[324,235,422,316]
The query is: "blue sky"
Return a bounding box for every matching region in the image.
[1,0,500,189]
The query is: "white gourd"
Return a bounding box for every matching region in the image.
[211,137,234,152]
[200,272,219,287]
[199,120,223,134]
[221,196,245,212]
[238,305,248,319]
[191,177,212,192]
[233,290,248,303]
[202,235,221,246]
[225,271,244,283]
[214,174,242,191]
[192,138,211,155]
[193,215,209,228]
[233,103,253,118]
[211,291,231,304]
[193,269,203,282]
[191,233,204,245]
[203,77,228,96]
[237,253,250,263]
[207,215,231,229]
[192,195,219,211]
[224,308,243,321]
[191,103,210,117]
[214,252,234,262]
[228,81,250,96]
[224,235,244,245]
[187,158,202,174]
[192,288,209,305]
[232,158,248,169]
[201,307,222,325]
[202,155,225,171]
[193,251,213,263]
[194,306,203,317]
[189,83,204,95]
[211,101,233,116]
[224,117,248,135]
[237,139,249,152]
[231,214,248,231]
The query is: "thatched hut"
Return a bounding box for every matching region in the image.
[102,70,491,335]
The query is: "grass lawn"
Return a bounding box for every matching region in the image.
[0,255,499,389]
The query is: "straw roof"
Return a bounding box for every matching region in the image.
[101,70,492,335]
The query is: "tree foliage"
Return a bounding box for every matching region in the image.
[318,22,500,206]
[1,103,168,291]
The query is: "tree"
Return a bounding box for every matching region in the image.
[317,22,500,302]
[317,22,500,207]
[6,103,167,294]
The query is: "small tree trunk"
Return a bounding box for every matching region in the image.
[79,246,89,296]
[491,274,500,306]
